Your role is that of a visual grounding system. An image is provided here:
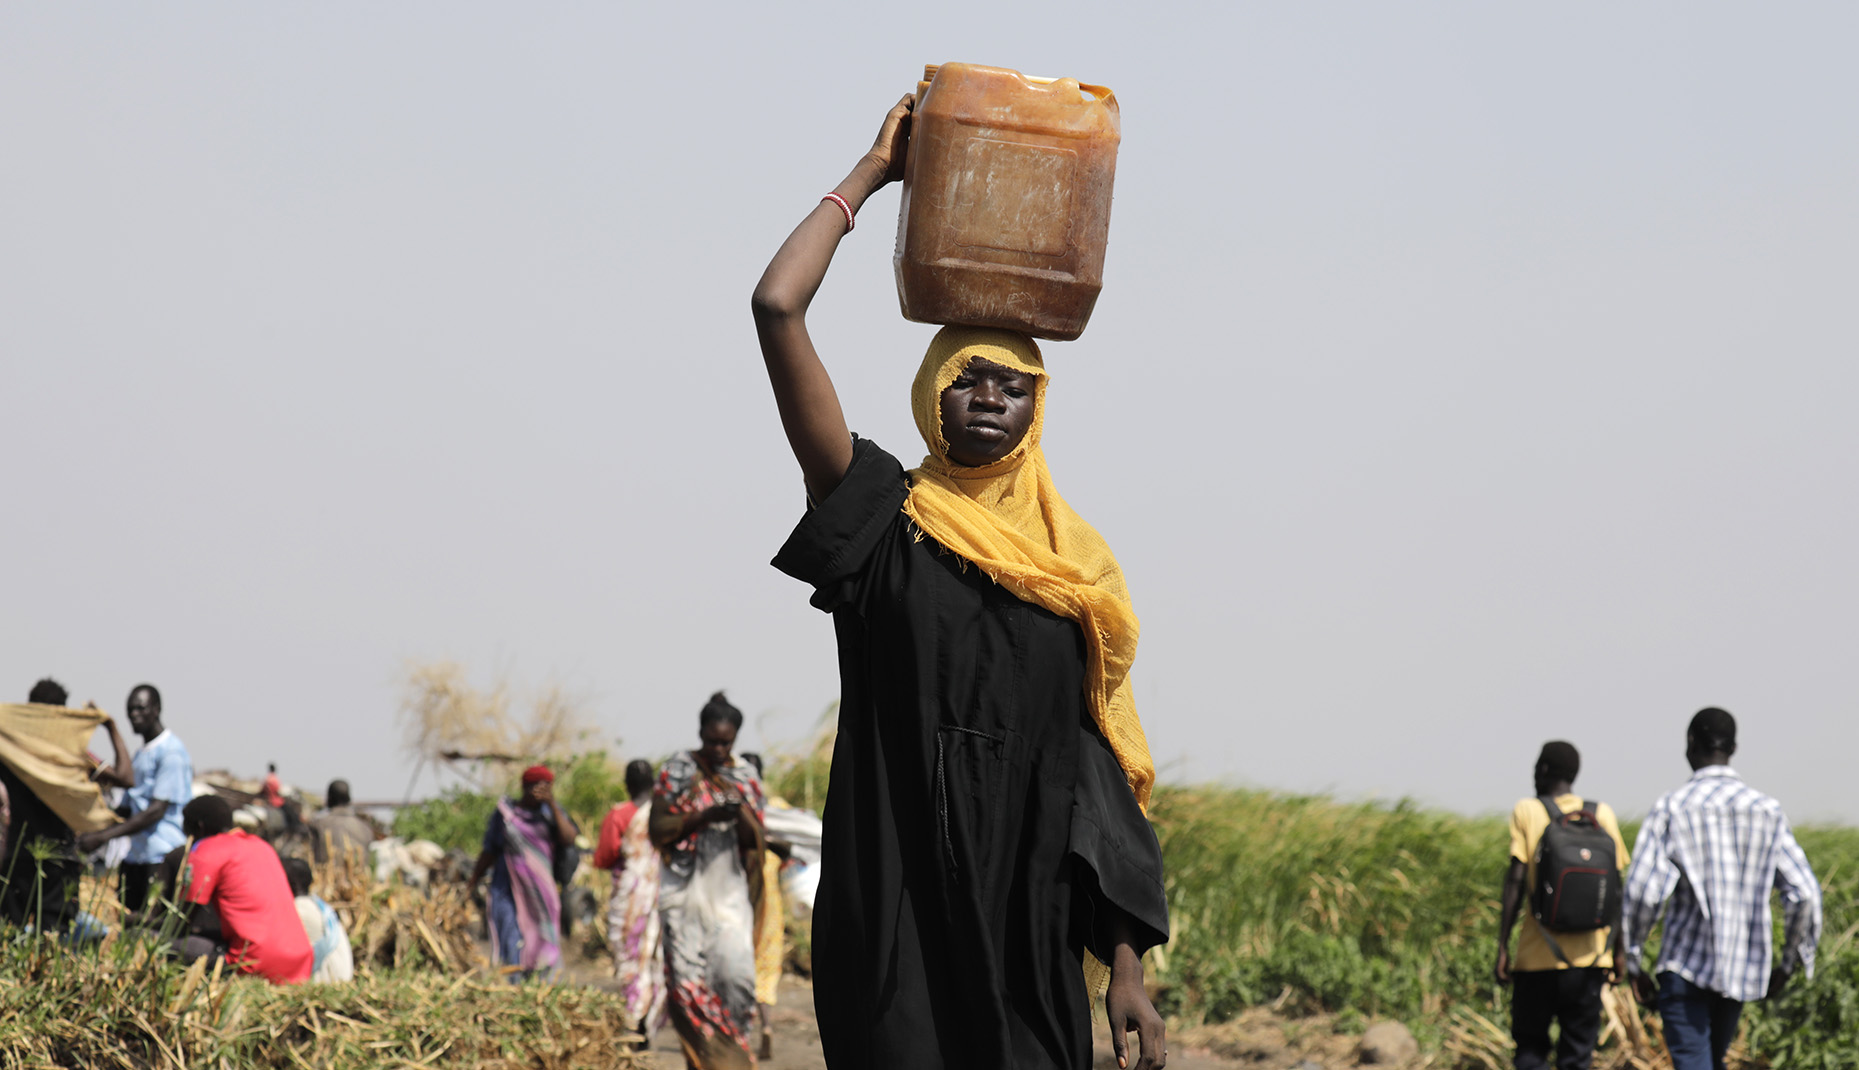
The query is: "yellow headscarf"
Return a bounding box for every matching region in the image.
[901,326,1155,810]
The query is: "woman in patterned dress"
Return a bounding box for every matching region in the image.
[594,759,666,1048]
[650,693,766,1069]
[466,765,576,982]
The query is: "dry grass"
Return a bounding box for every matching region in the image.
[0,942,647,1070]
[1441,986,1758,1070]
[0,845,645,1069]
[314,850,485,974]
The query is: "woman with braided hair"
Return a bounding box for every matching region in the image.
[752,96,1169,1070]
[650,692,767,1070]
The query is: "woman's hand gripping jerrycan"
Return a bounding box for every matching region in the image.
[894,63,1120,342]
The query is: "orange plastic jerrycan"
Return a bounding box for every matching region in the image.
[895,63,1121,342]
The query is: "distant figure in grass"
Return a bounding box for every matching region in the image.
[593,758,666,1048]
[175,794,313,983]
[307,778,376,864]
[1,677,131,938]
[77,684,193,913]
[753,95,1170,1070]
[649,692,766,1070]
[1493,741,1630,1070]
[1622,708,1823,1070]
[467,763,577,982]
[282,856,355,983]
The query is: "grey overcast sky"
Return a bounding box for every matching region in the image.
[5,4,1855,822]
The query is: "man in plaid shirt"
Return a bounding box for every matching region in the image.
[1621,708,1822,1070]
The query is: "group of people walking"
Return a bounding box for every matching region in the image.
[467,692,775,1069]
[1495,708,1822,1070]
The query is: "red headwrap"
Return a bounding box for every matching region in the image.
[521,764,554,785]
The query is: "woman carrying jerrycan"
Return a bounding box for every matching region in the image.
[752,91,1170,1070]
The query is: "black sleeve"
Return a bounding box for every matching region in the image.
[1070,721,1170,964]
[771,437,910,614]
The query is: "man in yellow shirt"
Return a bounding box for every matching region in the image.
[1494,741,1631,1070]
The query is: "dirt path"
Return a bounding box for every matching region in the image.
[562,946,1369,1070]
[629,975,1321,1070]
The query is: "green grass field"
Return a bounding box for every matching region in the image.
[1149,785,1859,1069]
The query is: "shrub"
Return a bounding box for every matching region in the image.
[391,751,633,852]
[391,786,499,852]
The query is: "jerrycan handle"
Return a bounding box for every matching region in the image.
[1073,81,1116,109]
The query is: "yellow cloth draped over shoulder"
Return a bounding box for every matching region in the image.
[901,326,1155,811]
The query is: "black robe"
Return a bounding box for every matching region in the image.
[774,438,1169,1070]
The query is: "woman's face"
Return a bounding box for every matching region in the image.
[698,720,738,771]
[938,358,1036,467]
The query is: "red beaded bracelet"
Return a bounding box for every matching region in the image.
[822,192,855,232]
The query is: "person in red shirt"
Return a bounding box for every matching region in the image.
[177,795,313,984]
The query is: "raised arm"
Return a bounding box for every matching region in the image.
[91,711,136,789]
[751,94,913,501]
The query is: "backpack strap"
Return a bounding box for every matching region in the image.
[1534,916,1576,966]
[1541,795,1603,823]
[1533,795,1572,964]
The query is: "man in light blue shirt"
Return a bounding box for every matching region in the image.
[77,683,193,912]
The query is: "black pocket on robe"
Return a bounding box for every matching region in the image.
[935,725,1027,904]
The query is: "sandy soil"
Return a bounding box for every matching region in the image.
[633,975,1255,1070]
[554,934,1383,1070]
[572,968,1372,1070]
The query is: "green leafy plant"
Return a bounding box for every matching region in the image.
[391,785,499,852]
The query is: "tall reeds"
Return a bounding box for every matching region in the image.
[1150,787,1501,1026]
[1147,785,1859,1068]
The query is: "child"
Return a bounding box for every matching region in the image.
[282,856,354,983]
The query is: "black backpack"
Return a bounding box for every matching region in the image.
[1530,796,1622,960]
